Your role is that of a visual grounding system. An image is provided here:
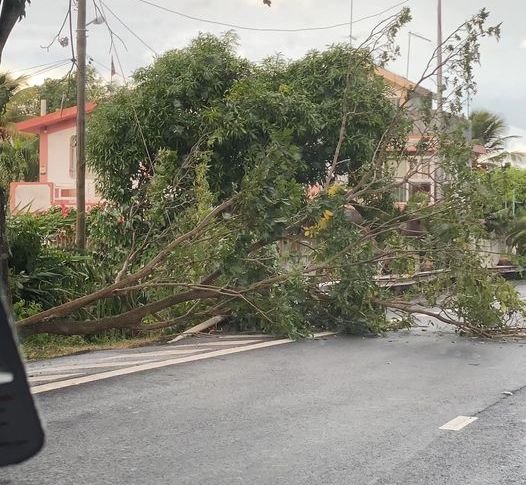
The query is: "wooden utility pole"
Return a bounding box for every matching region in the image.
[75,0,87,250]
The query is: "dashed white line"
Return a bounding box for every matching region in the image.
[439,415,478,431]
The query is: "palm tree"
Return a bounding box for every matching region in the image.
[0,72,38,186]
[0,72,27,129]
[470,109,525,165]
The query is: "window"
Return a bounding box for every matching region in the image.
[69,135,94,179]
[409,157,431,176]
[393,183,408,202]
[409,182,431,198]
[69,135,77,178]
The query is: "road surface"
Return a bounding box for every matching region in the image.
[4,329,526,484]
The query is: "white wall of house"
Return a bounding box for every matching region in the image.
[46,125,97,200]
[47,126,76,187]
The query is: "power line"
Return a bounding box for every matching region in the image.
[25,60,73,79]
[136,0,409,33]
[100,1,158,55]
[11,59,71,74]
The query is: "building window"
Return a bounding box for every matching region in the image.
[393,183,408,202]
[69,135,77,178]
[70,135,94,179]
[409,182,431,198]
[409,157,431,176]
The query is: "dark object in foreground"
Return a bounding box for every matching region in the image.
[0,291,44,467]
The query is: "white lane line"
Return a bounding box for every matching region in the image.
[98,349,206,360]
[32,338,294,394]
[439,416,478,431]
[174,339,265,347]
[29,373,83,384]
[29,360,159,375]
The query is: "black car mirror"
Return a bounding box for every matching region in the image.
[0,292,44,467]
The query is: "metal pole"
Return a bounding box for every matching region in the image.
[406,32,412,79]
[406,32,432,81]
[435,0,444,201]
[349,0,354,46]
[436,0,443,116]
[76,0,87,250]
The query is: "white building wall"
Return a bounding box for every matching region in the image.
[47,126,76,187]
[46,126,97,199]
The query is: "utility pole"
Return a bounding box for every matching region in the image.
[75,0,87,251]
[436,0,443,116]
[435,0,444,201]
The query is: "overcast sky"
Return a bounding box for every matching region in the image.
[4,0,525,149]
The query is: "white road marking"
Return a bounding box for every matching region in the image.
[31,332,336,394]
[29,360,158,375]
[439,416,478,431]
[32,338,294,394]
[98,348,206,360]
[174,339,265,347]
[29,373,83,384]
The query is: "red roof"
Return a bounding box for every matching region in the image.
[16,102,97,134]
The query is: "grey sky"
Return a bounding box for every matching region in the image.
[4,0,526,148]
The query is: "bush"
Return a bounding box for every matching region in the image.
[8,209,97,311]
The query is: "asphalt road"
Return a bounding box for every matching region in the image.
[4,329,526,485]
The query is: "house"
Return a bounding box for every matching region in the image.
[377,68,438,205]
[377,68,487,206]
[10,102,100,213]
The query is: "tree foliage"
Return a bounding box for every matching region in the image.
[14,10,526,340]
[88,33,402,203]
[7,66,109,121]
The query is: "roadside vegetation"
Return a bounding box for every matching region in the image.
[2,7,526,356]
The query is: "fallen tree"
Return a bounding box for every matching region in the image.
[13,8,526,340]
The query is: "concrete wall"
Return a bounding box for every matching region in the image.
[10,183,52,212]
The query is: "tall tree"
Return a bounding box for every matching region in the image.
[16,11,526,340]
[87,34,399,204]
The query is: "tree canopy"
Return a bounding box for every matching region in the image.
[88,33,401,204]
[6,66,109,122]
[12,10,526,341]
